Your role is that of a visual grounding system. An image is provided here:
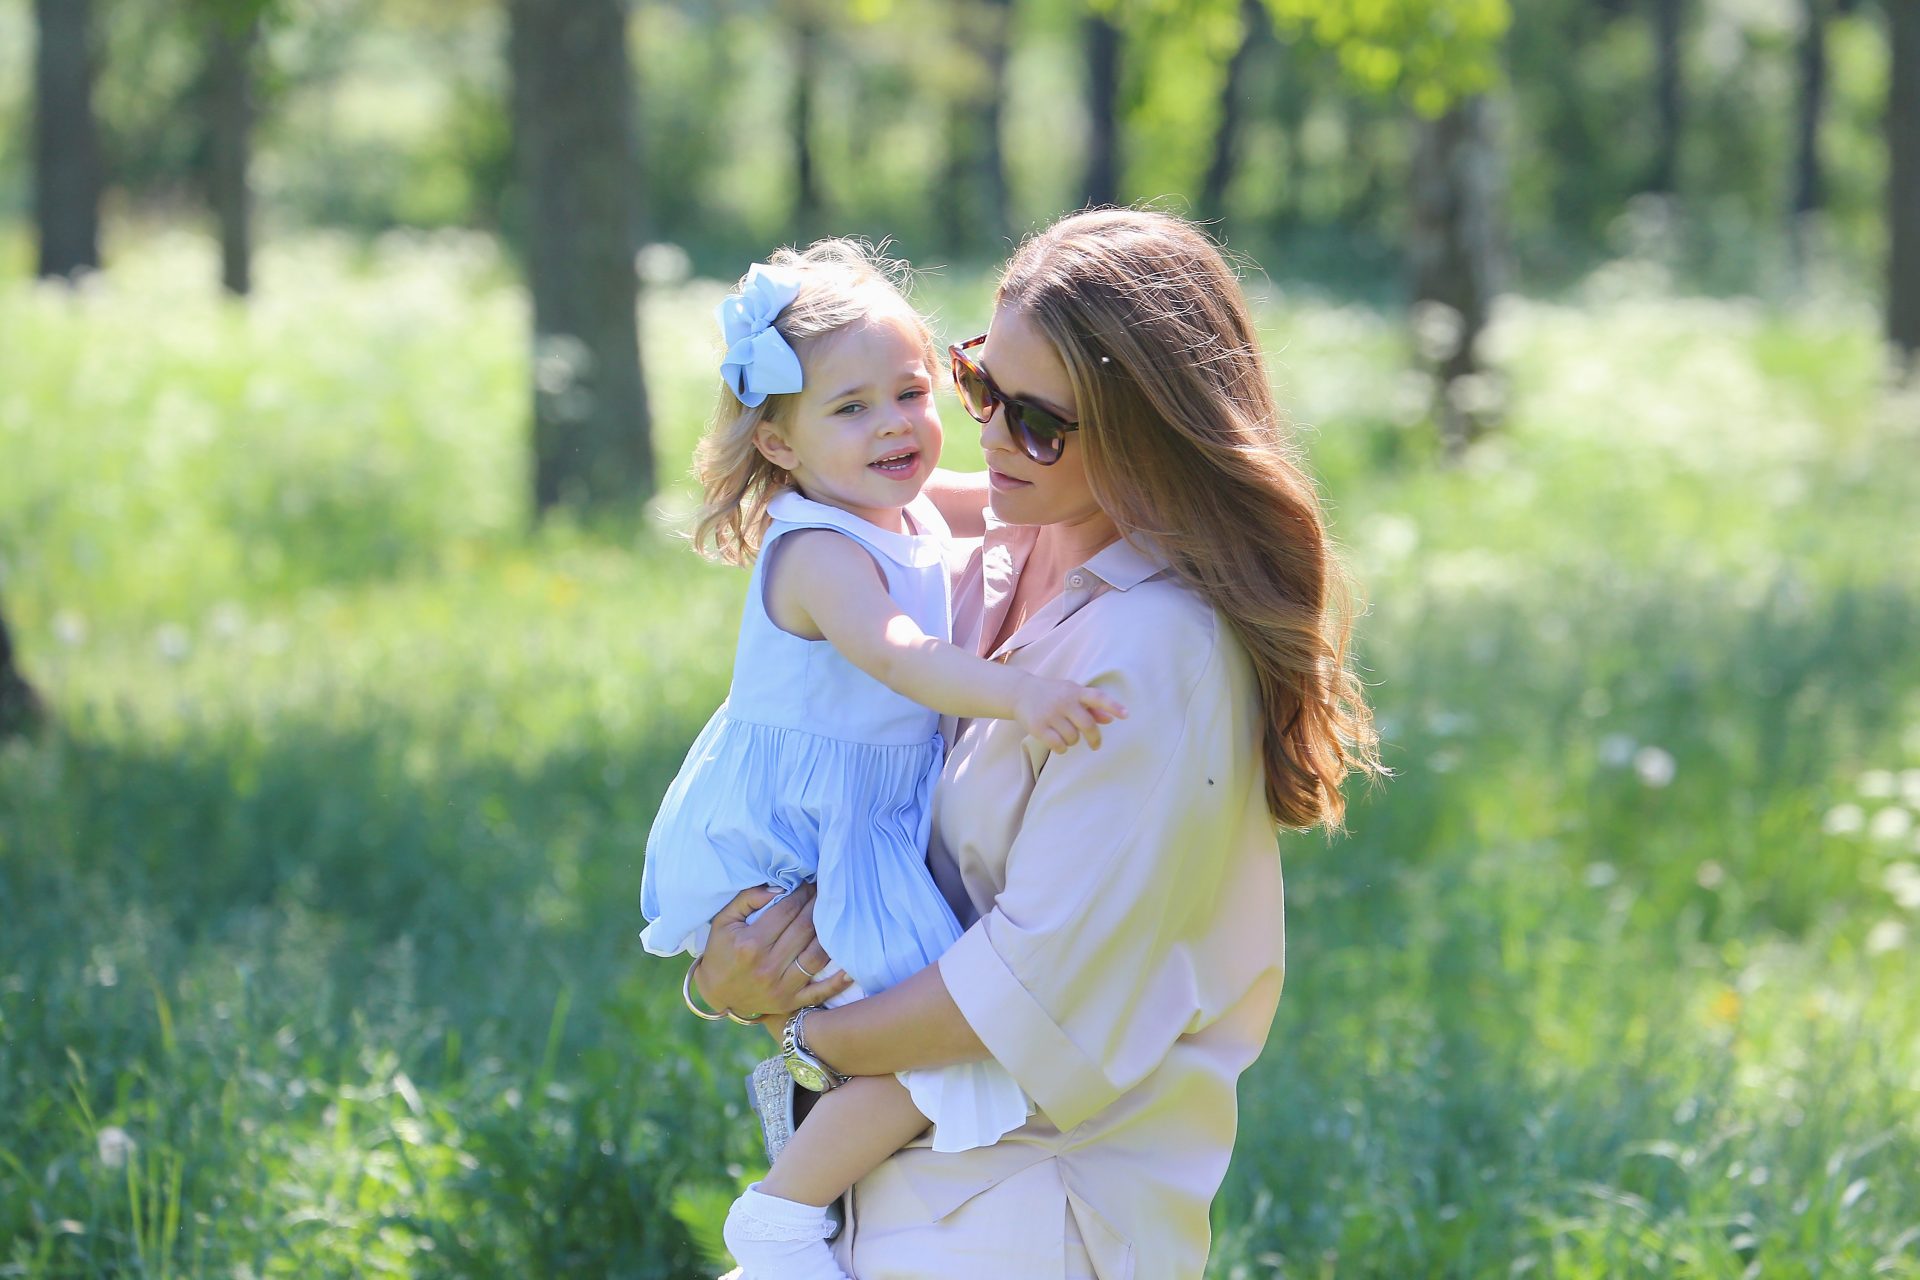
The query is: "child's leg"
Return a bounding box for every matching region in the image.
[760,1073,929,1206]
[721,1076,928,1280]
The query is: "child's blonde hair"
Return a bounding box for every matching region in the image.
[692,239,940,566]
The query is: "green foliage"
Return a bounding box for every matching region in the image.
[0,0,1900,293]
[2,232,1918,1276]
[1262,0,1511,113]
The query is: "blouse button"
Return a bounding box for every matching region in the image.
[1069,573,1086,588]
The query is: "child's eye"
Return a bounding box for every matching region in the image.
[899,387,927,401]
[834,402,865,416]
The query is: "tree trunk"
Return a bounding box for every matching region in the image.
[1201,0,1267,220]
[1410,95,1505,454]
[33,0,103,280]
[208,16,257,297]
[1793,0,1827,221]
[793,12,821,234]
[1082,12,1121,208]
[1648,0,1684,193]
[1891,0,1920,356]
[0,593,43,740]
[940,0,1012,253]
[508,0,655,513]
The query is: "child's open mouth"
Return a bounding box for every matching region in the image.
[869,450,919,477]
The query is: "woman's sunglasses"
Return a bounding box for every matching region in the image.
[949,335,1080,466]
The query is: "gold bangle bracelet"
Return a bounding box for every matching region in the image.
[725,1008,768,1026]
[681,961,728,1022]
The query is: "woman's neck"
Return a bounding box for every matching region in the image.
[1021,506,1121,598]
[1028,509,1122,584]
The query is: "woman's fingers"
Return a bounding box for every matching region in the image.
[764,886,822,979]
[739,881,808,941]
[795,970,856,1007]
[713,883,783,927]
[794,938,834,979]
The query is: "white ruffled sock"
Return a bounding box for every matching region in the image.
[721,1184,849,1280]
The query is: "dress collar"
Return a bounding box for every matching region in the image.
[767,489,948,568]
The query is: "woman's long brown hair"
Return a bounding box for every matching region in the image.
[999,208,1381,830]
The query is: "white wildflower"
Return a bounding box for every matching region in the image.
[1865,920,1907,956]
[1634,746,1677,788]
[1859,769,1898,799]
[1884,862,1920,912]
[96,1126,135,1169]
[1869,807,1915,844]
[1823,804,1865,836]
[53,611,88,648]
[154,624,191,664]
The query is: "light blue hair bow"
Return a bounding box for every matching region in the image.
[717,263,805,408]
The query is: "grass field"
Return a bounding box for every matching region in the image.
[3,228,1918,1278]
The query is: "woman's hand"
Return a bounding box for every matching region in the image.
[694,884,853,1030]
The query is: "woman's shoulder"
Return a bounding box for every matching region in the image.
[1084,571,1224,665]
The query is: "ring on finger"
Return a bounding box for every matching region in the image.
[792,957,822,981]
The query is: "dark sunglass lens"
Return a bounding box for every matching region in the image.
[954,363,993,423]
[1019,405,1072,463]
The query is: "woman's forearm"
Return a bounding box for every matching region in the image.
[805,962,989,1076]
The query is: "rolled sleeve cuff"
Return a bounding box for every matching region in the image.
[939,918,1114,1132]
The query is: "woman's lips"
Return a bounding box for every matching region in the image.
[987,466,1031,490]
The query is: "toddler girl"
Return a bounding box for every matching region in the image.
[640,240,1123,1280]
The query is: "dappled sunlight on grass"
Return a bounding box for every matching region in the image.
[2,231,1917,1276]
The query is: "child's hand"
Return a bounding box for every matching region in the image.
[1013,677,1128,753]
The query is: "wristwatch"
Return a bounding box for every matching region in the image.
[781,1006,851,1093]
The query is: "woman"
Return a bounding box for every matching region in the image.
[692,208,1378,1278]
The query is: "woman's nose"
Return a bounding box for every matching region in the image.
[977,403,1013,454]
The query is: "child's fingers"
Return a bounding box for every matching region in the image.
[1085,691,1127,720]
[1067,704,1102,751]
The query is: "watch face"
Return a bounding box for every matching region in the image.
[786,1055,830,1093]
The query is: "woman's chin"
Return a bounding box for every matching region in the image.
[986,486,1036,523]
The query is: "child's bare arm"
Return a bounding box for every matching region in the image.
[922,468,990,540]
[766,529,1124,751]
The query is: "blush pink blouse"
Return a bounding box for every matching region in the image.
[832,515,1288,1280]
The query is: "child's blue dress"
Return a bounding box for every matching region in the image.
[641,489,1030,1153]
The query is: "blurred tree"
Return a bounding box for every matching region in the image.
[1083,10,1123,206]
[1260,0,1511,446]
[941,0,1014,252]
[197,0,271,296]
[1893,0,1920,354]
[1411,95,1503,451]
[791,0,825,235]
[1201,0,1271,219]
[1794,0,1829,229]
[508,0,655,512]
[1647,0,1684,193]
[0,595,42,740]
[33,0,103,279]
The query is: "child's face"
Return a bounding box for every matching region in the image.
[755,309,944,530]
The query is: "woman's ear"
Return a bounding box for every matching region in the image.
[754,420,798,470]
